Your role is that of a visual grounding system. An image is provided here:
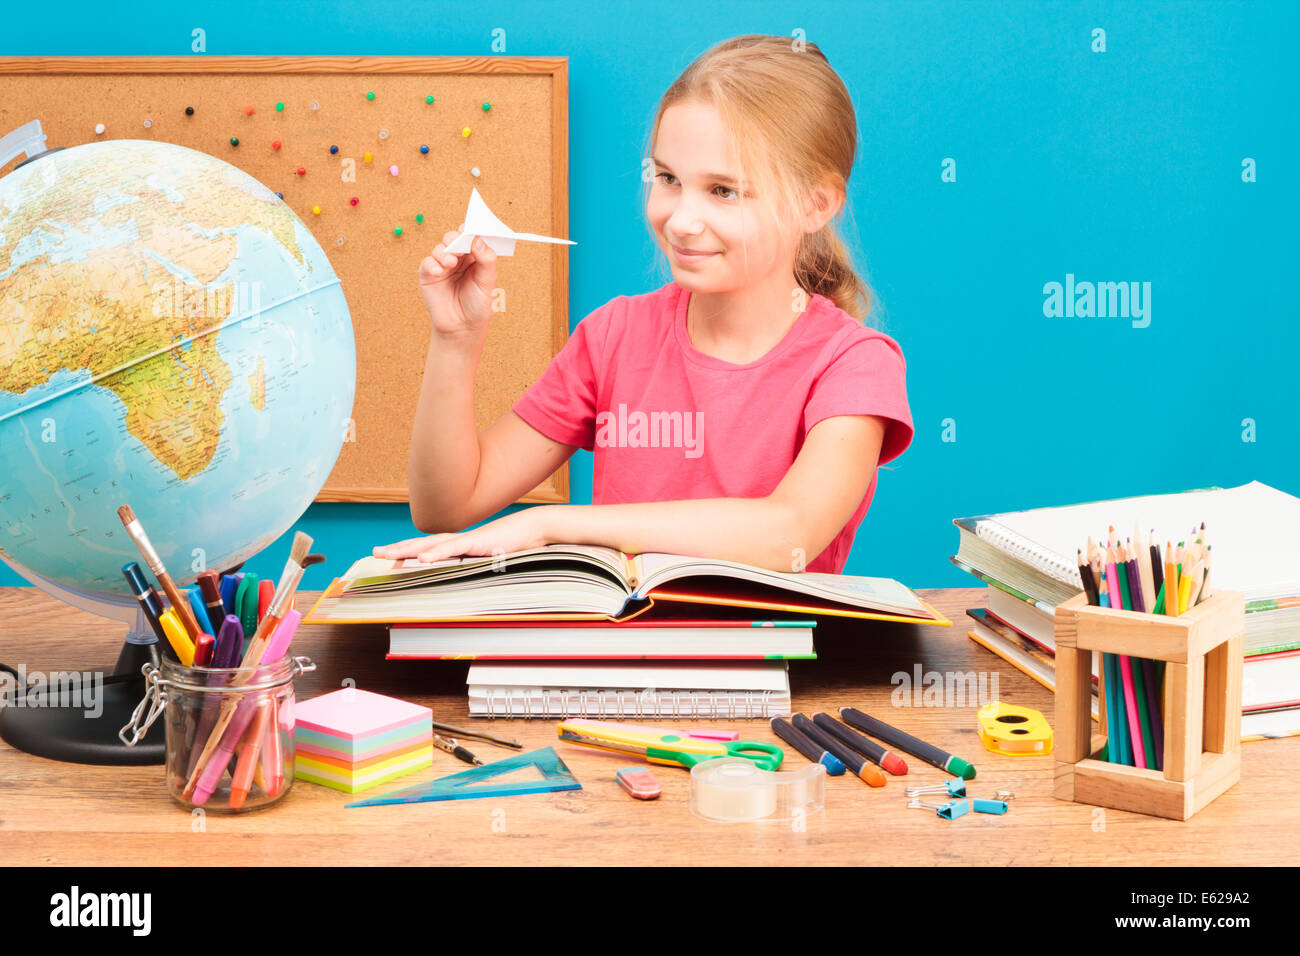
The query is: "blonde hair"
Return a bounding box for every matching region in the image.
[644,34,874,323]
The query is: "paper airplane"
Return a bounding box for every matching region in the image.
[443,187,575,257]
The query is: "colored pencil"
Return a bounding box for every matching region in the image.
[1078,549,1099,605]
[1141,657,1164,770]
[1119,647,1146,768]
[1149,534,1164,597]
[1164,542,1179,617]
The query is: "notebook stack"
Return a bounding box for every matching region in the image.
[952,480,1300,740]
[293,688,434,792]
[305,546,950,719]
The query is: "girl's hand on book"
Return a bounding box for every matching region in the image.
[418,224,499,341]
[373,508,552,564]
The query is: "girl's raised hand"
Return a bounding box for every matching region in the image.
[418,224,499,340]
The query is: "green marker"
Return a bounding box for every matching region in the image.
[234,573,260,654]
[839,706,976,780]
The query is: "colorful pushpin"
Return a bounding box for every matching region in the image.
[419,144,429,154]
[363,151,373,163]
[311,205,322,215]
[471,167,481,177]
[143,118,153,129]
[330,145,339,154]
[275,192,284,200]
[425,95,434,104]
[349,197,359,207]
[481,102,491,111]
[336,236,346,246]
[389,165,399,176]
[309,100,320,110]
[95,123,106,135]
[379,129,389,140]
[393,226,403,236]
[414,214,424,223]
[244,105,255,115]
[271,140,281,150]
[185,107,194,116]
[461,127,472,138]
[366,91,375,100]
[296,167,306,176]
[230,137,239,147]
[275,102,285,112]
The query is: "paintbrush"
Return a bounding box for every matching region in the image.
[117,504,203,640]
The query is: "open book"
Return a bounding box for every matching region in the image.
[304,544,950,626]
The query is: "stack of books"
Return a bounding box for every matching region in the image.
[305,545,949,719]
[952,480,1300,740]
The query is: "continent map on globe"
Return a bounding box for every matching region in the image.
[0,138,355,606]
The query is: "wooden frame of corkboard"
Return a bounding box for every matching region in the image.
[0,55,570,505]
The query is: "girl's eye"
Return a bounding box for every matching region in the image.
[656,172,739,201]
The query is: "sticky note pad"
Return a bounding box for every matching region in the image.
[294,688,431,738]
[293,688,433,792]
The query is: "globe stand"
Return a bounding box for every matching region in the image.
[0,615,167,765]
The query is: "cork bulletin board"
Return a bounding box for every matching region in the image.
[0,55,571,504]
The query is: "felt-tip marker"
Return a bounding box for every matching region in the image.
[770,716,845,775]
[839,707,976,780]
[813,712,908,775]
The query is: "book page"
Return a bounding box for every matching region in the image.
[632,552,930,616]
[343,543,630,591]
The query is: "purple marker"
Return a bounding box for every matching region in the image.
[213,615,244,669]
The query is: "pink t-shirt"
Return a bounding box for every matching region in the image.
[512,281,913,573]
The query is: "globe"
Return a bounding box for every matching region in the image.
[0,138,356,614]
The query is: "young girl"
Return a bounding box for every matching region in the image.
[375,34,913,574]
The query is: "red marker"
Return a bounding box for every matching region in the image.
[192,633,215,667]
[258,579,274,623]
[812,712,908,775]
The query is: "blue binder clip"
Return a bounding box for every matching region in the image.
[971,798,1009,815]
[904,778,966,798]
[908,798,969,820]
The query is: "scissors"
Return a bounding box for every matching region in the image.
[556,720,783,771]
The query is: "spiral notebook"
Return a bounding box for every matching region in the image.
[953,480,1300,609]
[465,662,791,719]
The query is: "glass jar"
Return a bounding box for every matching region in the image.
[121,654,315,812]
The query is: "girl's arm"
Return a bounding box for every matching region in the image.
[382,415,886,572]
[409,339,576,532]
[407,227,578,532]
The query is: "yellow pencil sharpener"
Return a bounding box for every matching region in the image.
[977,701,1053,756]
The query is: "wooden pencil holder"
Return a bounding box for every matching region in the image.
[1053,589,1244,821]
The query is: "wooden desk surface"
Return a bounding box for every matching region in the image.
[0,586,1296,866]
